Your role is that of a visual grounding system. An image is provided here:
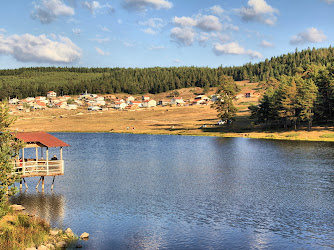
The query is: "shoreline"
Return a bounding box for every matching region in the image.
[10,106,334,143]
[38,130,334,142]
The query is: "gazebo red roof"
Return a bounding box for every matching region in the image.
[13,132,70,148]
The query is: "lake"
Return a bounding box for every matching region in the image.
[10,133,334,249]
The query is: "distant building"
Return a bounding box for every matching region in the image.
[9,98,19,105]
[158,100,171,106]
[114,102,126,110]
[142,95,150,101]
[171,97,185,105]
[47,91,57,99]
[126,96,135,102]
[142,99,156,108]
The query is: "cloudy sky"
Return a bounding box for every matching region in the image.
[0,0,333,69]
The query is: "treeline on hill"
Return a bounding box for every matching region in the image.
[249,64,334,129]
[0,46,333,101]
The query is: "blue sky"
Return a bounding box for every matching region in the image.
[0,0,333,69]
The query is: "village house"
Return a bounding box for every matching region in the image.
[142,95,150,101]
[129,100,142,107]
[126,96,135,103]
[47,91,57,99]
[35,96,46,102]
[244,91,254,98]
[194,95,210,101]
[115,98,124,103]
[142,99,156,108]
[158,100,171,106]
[9,98,19,105]
[114,102,127,110]
[171,97,185,105]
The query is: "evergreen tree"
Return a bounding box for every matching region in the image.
[213,75,240,123]
[0,102,23,217]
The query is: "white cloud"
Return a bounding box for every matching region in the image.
[213,42,262,58]
[123,41,134,47]
[237,0,279,26]
[95,47,109,56]
[81,1,114,15]
[139,18,164,28]
[173,16,197,27]
[290,27,327,45]
[143,28,156,35]
[122,0,173,11]
[198,32,210,47]
[323,0,334,3]
[140,18,165,35]
[196,15,222,31]
[72,28,81,34]
[149,45,165,50]
[221,23,239,31]
[173,58,181,63]
[82,1,102,14]
[99,26,111,32]
[0,28,6,33]
[117,19,123,24]
[260,40,274,47]
[170,27,196,46]
[0,33,81,63]
[173,15,222,31]
[210,5,225,16]
[89,37,110,43]
[31,0,74,24]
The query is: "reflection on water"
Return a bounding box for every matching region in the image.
[11,134,334,249]
[10,191,65,227]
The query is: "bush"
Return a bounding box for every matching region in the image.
[320,133,334,138]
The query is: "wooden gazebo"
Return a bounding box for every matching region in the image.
[12,132,70,190]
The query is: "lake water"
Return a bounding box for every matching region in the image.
[10,133,334,249]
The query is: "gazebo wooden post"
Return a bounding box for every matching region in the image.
[60,147,64,174]
[36,177,42,189]
[46,147,49,175]
[42,176,45,191]
[51,176,55,190]
[23,178,28,189]
[35,147,38,163]
[22,148,25,174]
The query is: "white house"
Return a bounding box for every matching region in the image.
[114,102,127,110]
[142,95,150,101]
[171,97,185,105]
[142,99,156,108]
[9,98,19,105]
[47,91,57,99]
[126,96,135,102]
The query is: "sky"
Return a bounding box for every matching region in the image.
[0,0,333,69]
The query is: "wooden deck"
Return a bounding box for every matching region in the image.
[14,160,64,178]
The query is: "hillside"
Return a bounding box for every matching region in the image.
[0,46,333,101]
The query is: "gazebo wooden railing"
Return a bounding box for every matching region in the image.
[11,132,69,191]
[14,160,64,177]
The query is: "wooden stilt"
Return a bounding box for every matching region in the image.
[36,177,42,189]
[23,178,28,189]
[42,176,45,191]
[51,176,55,190]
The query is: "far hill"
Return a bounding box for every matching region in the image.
[0,46,333,100]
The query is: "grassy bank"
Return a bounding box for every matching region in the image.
[0,205,77,249]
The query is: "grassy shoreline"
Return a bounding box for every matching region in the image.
[26,129,334,142]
